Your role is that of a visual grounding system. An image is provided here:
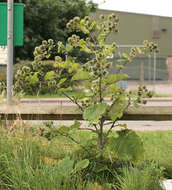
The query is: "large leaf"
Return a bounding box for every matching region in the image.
[83,103,108,122]
[72,69,91,81]
[58,157,74,177]
[74,159,89,172]
[109,129,145,162]
[105,74,128,85]
[108,97,128,121]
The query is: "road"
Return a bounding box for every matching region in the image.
[20,98,172,131]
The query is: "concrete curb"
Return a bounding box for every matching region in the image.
[20,97,172,103]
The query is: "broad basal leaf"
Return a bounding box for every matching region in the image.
[74,159,89,172]
[58,157,74,177]
[83,103,108,122]
[109,129,145,162]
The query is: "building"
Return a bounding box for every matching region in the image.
[1,9,172,80]
[91,9,172,81]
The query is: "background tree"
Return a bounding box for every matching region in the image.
[0,0,97,61]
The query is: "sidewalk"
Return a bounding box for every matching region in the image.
[126,81,172,95]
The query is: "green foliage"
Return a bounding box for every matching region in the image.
[35,14,158,168]
[109,129,145,162]
[0,125,168,190]
[0,73,6,94]
[116,163,163,190]
[14,60,76,95]
[12,0,97,61]
[83,103,108,123]
[108,95,128,121]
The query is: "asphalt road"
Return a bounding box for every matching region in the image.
[20,97,172,106]
[21,98,172,131]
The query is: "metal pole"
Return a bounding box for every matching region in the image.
[153,52,156,92]
[148,56,151,82]
[65,43,68,61]
[7,0,14,105]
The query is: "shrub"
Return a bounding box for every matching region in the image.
[14,60,75,95]
[0,73,6,94]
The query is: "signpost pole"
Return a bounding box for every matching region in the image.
[7,0,14,105]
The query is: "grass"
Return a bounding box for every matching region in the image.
[140,131,172,178]
[24,91,172,99]
[0,123,171,189]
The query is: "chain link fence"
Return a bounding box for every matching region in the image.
[108,45,168,82]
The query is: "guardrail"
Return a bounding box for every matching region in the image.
[1,104,172,121]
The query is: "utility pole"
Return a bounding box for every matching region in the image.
[7,0,14,105]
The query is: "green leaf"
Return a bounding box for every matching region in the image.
[74,159,89,172]
[58,125,70,134]
[72,70,91,81]
[70,120,81,130]
[108,97,128,121]
[109,129,145,162]
[108,84,120,93]
[116,65,124,69]
[74,90,86,99]
[57,87,72,92]
[122,53,131,62]
[58,157,74,177]
[67,44,73,52]
[105,74,128,85]
[29,72,39,84]
[117,59,126,63]
[83,102,108,122]
[44,71,55,81]
[57,78,67,88]
[136,47,142,54]
[89,21,96,30]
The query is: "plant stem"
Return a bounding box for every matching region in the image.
[106,120,117,137]
[99,75,103,103]
[99,118,104,149]
[79,128,96,133]
[62,92,84,112]
[57,131,91,156]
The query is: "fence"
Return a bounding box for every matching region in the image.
[108,45,168,82]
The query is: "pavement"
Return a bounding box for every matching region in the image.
[126,80,172,95]
[4,81,172,131]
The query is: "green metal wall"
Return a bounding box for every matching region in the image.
[0,3,24,46]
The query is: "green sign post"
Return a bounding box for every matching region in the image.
[0,3,24,46]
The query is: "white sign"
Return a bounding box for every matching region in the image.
[0,46,7,65]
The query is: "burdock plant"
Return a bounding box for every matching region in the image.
[35,14,158,163]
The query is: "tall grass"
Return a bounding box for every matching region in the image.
[0,125,170,189]
[115,163,163,190]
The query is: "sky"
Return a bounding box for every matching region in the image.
[92,0,172,17]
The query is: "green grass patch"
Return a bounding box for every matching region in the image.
[139,131,172,178]
[0,125,170,189]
